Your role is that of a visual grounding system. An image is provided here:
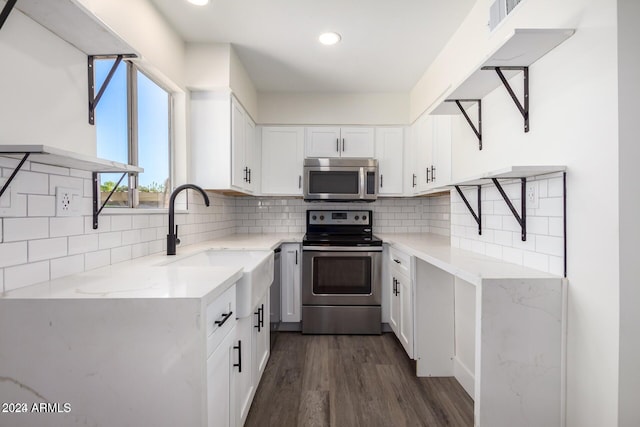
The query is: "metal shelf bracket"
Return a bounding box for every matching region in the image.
[0,153,30,200]
[88,54,136,125]
[92,171,127,229]
[482,66,529,132]
[454,185,482,235]
[0,0,17,31]
[492,177,527,241]
[447,99,482,150]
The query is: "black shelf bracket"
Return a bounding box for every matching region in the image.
[446,99,482,150]
[482,66,529,132]
[454,185,482,235]
[0,153,30,200]
[92,171,127,229]
[87,54,136,125]
[0,0,17,31]
[492,177,527,241]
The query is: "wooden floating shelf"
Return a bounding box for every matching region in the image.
[15,0,138,56]
[432,28,575,115]
[0,145,143,173]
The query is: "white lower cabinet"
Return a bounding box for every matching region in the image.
[235,287,271,427]
[280,243,301,323]
[389,246,414,358]
[208,325,238,427]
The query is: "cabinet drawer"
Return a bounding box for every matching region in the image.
[206,285,237,357]
[389,246,411,275]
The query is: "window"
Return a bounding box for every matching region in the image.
[95,59,171,209]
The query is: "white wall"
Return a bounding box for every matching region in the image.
[230,47,258,121]
[410,0,621,426]
[617,0,640,425]
[257,92,409,125]
[185,43,231,90]
[0,8,95,155]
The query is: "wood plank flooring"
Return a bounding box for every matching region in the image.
[245,332,473,427]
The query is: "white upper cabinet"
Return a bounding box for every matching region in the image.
[375,128,404,196]
[190,92,258,194]
[261,127,305,195]
[404,114,452,195]
[305,127,374,158]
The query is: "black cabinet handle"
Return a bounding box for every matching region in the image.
[243,167,248,182]
[412,174,416,188]
[248,168,251,184]
[214,311,233,327]
[336,138,339,152]
[295,249,298,265]
[380,174,383,188]
[260,304,265,328]
[396,280,400,296]
[393,259,401,264]
[342,138,345,152]
[254,308,261,332]
[299,175,302,189]
[392,278,397,295]
[431,165,436,182]
[233,341,242,372]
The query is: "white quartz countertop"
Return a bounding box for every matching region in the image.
[1,233,302,301]
[378,233,562,286]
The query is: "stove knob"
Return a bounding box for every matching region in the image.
[362,215,367,221]
[354,216,359,220]
[312,215,317,220]
[319,215,325,220]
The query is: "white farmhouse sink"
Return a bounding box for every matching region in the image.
[164,250,274,317]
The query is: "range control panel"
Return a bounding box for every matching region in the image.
[307,210,372,226]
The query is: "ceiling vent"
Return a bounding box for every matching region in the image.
[489,0,524,31]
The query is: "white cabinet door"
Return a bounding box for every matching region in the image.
[375,128,404,195]
[415,115,434,192]
[244,116,257,193]
[305,127,341,158]
[340,127,375,158]
[281,243,301,323]
[262,127,304,195]
[253,290,270,385]
[398,271,414,358]
[234,316,254,426]
[405,122,418,194]
[231,98,247,190]
[389,274,400,337]
[432,115,452,186]
[208,326,237,427]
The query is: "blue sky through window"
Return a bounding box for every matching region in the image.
[95,60,170,193]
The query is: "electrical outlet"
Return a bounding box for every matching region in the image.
[527,181,539,209]
[56,187,81,217]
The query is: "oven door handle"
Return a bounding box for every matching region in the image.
[302,246,383,252]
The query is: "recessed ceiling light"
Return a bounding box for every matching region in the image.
[319,32,341,46]
[186,0,209,5]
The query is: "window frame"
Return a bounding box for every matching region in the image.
[97,58,173,210]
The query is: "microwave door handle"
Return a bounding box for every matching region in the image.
[359,167,365,199]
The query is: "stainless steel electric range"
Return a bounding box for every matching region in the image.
[301,209,382,335]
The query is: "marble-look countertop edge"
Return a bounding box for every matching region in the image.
[1,233,302,300]
[378,233,563,285]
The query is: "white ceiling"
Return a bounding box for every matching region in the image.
[149,0,476,92]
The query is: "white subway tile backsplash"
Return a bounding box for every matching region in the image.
[535,235,564,257]
[30,163,70,177]
[9,171,49,195]
[523,251,549,272]
[49,175,84,196]
[69,234,99,255]
[50,217,84,237]
[99,232,122,250]
[29,237,67,262]
[4,261,49,291]
[502,247,523,265]
[536,197,563,217]
[549,217,564,237]
[85,249,111,270]
[111,246,132,264]
[0,242,28,268]
[111,215,132,231]
[28,194,55,217]
[50,254,84,280]
[3,218,49,242]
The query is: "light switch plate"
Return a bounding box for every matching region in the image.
[56,187,82,217]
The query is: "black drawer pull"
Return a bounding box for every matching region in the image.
[233,340,242,372]
[214,311,233,327]
[393,259,401,264]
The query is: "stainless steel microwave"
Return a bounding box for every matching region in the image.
[303,158,378,202]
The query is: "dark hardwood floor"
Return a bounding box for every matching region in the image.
[245,332,473,427]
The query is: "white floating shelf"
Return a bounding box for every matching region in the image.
[432,28,575,115]
[0,145,143,173]
[15,0,138,56]
[441,165,566,187]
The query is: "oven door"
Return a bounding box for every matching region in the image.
[302,247,382,306]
